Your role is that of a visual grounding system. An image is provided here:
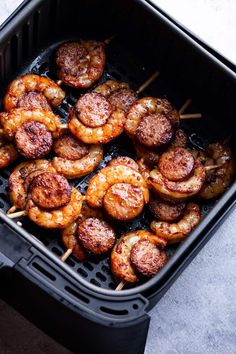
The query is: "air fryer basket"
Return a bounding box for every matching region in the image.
[0,0,236,353]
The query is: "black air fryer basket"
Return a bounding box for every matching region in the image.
[0,1,236,353]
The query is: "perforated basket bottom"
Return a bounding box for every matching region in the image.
[0,38,216,290]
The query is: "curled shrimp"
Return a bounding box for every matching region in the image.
[26,187,84,229]
[149,160,206,201]
[68,107,126,144]
[62,221,88,261]
[4,74,65,111]
[198,143,235,199]
[151,202,201,243]
[0,129,18,169]
[94,80,130,96]
[0,108,62,140]
[125,97,179,136]
[52,144,103,179]
[111,230,167,283]
[86,164,149,208]
[56,40,105,89]
[9,159,56,210]
[62,203,103,260]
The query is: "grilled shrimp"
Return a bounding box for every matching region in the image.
[86,164,149,221]
[9,159,56,210]
[62,203,103,260]
[94,80,138,112]
[151,202,201,243]
[0,129,18,169]
[150,160,205,201]
[4,74,65,111]
[62,221,88,260]
[0,108,62,140]
[26,187,83,229]
[56,41,105,89]
[52,140,103,179]
[198,143,235,199]
[125,97,180,147]
[68,93,126,144]
[108,156,139,171]
[111,230,167,283]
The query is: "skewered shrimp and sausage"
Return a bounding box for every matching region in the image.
[197,143,235,199]
[9,159,56,211]
[149,147,206,201]
[0,108,62,140]
[4,74,65,111]
[111,230,167,283]
[26,172,83,228]
[56,41,105,89]
[86,162,149,221]
[0,129,18,169]
[52,132,103,179]
[151,202,201,243]
[125,97,181,147]
[68,92,126,144]
[94,80,138,112]
[62,203,103,260]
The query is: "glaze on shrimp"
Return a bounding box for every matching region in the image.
[151,202,201,243]
[9,159,56,210]
[4,74,65,111]
[111,230,167,283]
[0,129,18,169]
[0,108,62,140]
[56,41,105,89]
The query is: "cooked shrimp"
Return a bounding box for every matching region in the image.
[52,144,103,179]
[111,230,167,283]
[62,202,103,260]
[198,143,235,199]
[125,97,180,147]
[108,156,139,171]
[149,160,206,201]
[56,40,105,89]
[4,74,65,111]
[136,158,151,185]
[94,80,137,112]
[68,98,126,144]
[62,221,88,261]
[0,129,18,169]
[86,164,149,208]
[0,108,62,140]
[9,159,56,210]
[151,202,201,243]
[26,187,83,228]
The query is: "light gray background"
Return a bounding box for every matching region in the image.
[0,1,235,353]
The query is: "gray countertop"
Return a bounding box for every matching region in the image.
[0,1,236,353]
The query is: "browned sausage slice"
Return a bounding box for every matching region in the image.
[53,133,89,160]
[75,92,112,127]
[77,217,115,255]
[17,92,51,110]
[136,113,173,147]
[29,172,71,209]
[109,88,137,112]
[130,239,168,277]
[149,196,186,222]
[158,147,195,181]
[103,182,144,221]
[15,121,53,159]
